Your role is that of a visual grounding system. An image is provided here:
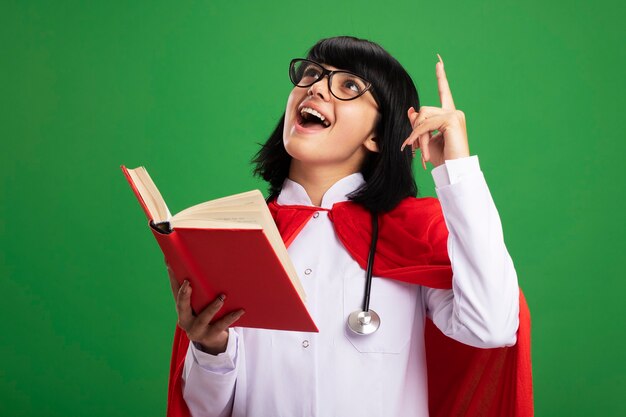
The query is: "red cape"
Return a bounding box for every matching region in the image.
[166,196,533,417]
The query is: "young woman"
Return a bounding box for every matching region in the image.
[165,36,532,417]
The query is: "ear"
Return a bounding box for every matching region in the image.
[363,136,379,153]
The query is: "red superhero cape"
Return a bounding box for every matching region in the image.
[166,196,533,417]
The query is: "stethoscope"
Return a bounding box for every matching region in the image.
[268,196,380,336]
[346,211,380,335]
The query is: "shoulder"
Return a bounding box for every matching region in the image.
[332,196,443,229]
[335,196,442,220]
[384,196,443,224]
[387,197,449,253]
[335,196,444,238]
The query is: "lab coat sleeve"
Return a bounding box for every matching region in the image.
[423,155,520,348]
[181,327,240,417]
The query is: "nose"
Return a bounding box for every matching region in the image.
[307,75,331,101]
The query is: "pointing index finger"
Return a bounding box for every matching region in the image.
[436,53,456,110]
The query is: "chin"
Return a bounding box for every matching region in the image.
[283,138,329,165]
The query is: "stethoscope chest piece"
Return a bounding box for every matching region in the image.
[347,309,380,335]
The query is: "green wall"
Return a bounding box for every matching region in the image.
[1,1,624,415]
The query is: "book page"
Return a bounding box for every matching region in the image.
[174,190,262,218]
[171,219,262,229]
[125,166,171,222]
[173,190,305,299]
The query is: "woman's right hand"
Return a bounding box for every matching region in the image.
[166,261,246,355]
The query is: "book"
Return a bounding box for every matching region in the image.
[121,165,318,333]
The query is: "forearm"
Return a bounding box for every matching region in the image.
[182,328,240,417]
[425,156,520,348]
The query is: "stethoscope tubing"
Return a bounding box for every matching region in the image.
[362,211,378,312]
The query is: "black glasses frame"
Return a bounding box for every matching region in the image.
[289,58,374,101]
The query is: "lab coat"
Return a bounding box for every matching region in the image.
[180,155,520,417]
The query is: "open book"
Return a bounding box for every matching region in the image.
[121,165,318,332]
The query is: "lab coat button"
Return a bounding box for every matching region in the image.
[304,268,312,275]
[302,340,310,348]
[313,212,320,218]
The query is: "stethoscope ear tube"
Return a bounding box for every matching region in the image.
[347,211,381,335]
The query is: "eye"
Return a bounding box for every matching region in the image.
[304,68,319,77]
[342,76,366,94]
[301,66,321,82]
[344,79,362,93]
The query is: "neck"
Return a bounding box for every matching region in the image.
[288,160,359,207]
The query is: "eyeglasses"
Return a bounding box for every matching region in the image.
[289,58,374,101]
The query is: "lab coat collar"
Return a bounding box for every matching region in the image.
[276,172,365,209]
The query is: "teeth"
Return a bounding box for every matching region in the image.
[300,107,330,127]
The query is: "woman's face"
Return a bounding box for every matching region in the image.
[283,62,380,172]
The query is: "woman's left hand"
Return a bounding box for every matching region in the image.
[400,54,470,169]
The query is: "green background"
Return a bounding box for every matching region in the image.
[1,0,624,415]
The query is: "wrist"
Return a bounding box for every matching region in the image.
[193,332,229,356]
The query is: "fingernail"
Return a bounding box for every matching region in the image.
[218,293,226,302]
[437,53,443,65]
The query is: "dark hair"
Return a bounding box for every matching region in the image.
[251,35,420,213]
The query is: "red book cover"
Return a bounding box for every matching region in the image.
[121,165,318,333]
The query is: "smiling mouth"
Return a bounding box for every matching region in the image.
[297,107,331,129]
